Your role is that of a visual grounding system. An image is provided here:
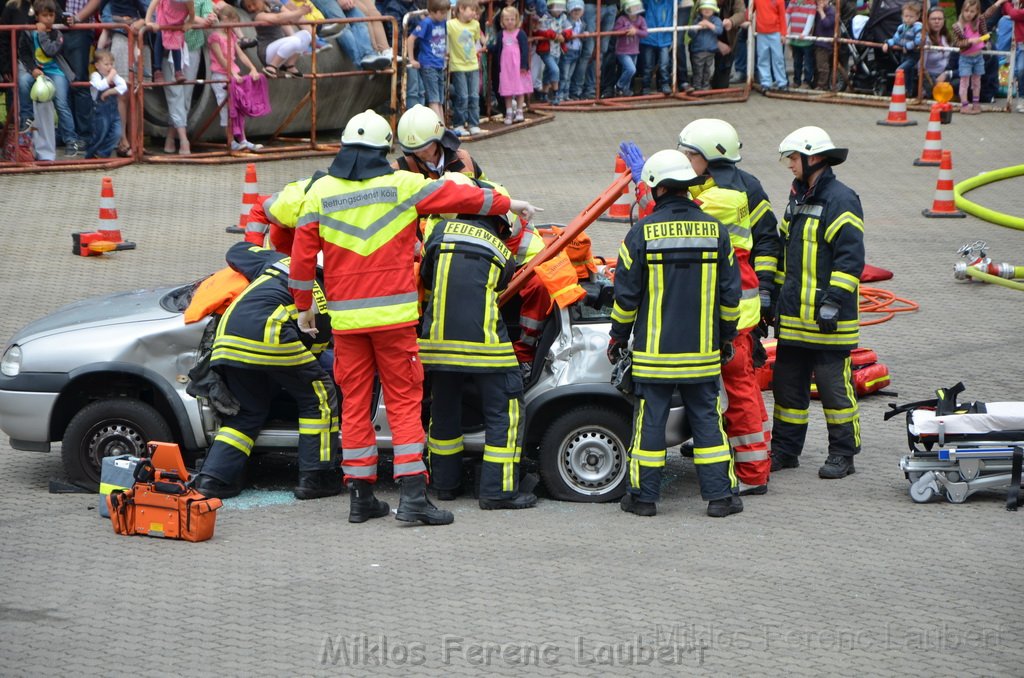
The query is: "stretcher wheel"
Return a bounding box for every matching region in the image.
[906,471,923,483]
[909,480,937,504]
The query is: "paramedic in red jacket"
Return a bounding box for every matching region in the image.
[289,110,541,527]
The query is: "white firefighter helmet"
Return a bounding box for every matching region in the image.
[341,109,393,149]
[778,126,848,165]
[30,75,56,103]
[677,118,742,163]
[396,104,444,152]
[640,149,699,189]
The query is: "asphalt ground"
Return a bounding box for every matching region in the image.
[1,98,1023,677]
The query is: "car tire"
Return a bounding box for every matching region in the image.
[539,405,631,502]
[61,399,173,491]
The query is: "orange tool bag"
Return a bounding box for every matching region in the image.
[106,442,223,542]
[754,340,892,398]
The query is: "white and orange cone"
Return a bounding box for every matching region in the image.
[922,150,966,218]
[227,163,259,234]
[96,176,124,242]
[913,103,944,166]
[598,156,634,223]
[878,70,918,127]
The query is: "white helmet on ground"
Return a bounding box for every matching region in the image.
[397,104,444,152]
[640,149,699,189]
[778,126,848,165]
[677,118,742,163]
[341,109,393,149]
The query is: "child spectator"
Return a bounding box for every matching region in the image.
[534,0,571,103]
[0,0,35,134]
[613,0,648,96]
[923,6,953,91]
[404,7,425,107]
[812,0,835,90]
[208,3,266,150]
[882,1,922,98]
[488,0,518,113]
[242,0,314,78]
[951,0,1006,112]
[1006,0,1024,112]
[86,50,127,158]
[689,0,723,91]
[18,0,84,157]
[161,0,215,154]
[786,0,815,88]
[496,5,531,123]
[560,0,585,100]
[639,0,674,95]
[447,0,483,134]
[753,0,788,91]
[408,0,449,119]
[145,0,197,83]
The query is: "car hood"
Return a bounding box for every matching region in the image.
[10,286,182,344]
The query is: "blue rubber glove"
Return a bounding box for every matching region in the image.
[618,141,646,182]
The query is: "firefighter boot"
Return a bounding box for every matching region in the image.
[818,454,856,479]
[348,480,390,523]
[294,469,344,500]
[620,492,657,517]
[706,495,744,518]
[396,474,455,525]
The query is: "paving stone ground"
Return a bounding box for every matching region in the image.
[1,98,1022,677]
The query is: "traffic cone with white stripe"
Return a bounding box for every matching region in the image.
[72,176,136,255]
[912,103,944,166]
[922,150,965,218]
[878,70,917,127]
[598,156,633,223]
[227,163,259,234]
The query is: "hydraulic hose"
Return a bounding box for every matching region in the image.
[953,165,1024,231]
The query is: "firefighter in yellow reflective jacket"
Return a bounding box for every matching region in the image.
[193,242,339,500]
[609,150,743,518]
[419,198,538,510]
[771,127,864,480]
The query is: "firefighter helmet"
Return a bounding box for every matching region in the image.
[677,118,741,162]
[640,149,698,188]
[396,104,444,152]
[778,126,848,165]
[30,75,56,103]
[341,109,393,149]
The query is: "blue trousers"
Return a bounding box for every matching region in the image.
[86,95,122,159]
[450,69,480,128]
[640,44,672,92]
[615,53,638,92]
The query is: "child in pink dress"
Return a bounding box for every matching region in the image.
[497,6,531,124]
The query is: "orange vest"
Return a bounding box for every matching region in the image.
[183,267,251,323]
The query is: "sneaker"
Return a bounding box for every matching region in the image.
[770,453,800,472]
[513,109,524,123]
[468,125,483,135]
[730,72,746,83]
[174,69,186,83]
[244,140,264,151]
[379,47,393,59]
[230,140,247,151]
[64,140,85,157]
[707,495,744,517]
[737,481,768,496]
[452,125,468,137]
[620,493,656,517]
[504,111,514,126]
[359,54,390,71]
[319,22,342,36]
[660,86,672,95]
[315,38,333,53]
[19,118,33,133]
[818,454,856,479]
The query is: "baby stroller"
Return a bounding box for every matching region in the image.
[840,0,907,96]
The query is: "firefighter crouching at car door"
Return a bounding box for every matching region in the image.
[419,196,538,510]
[288,110,541,526]
[770,126,864,480]
[609,150,743,519]
[677,119,775,497]
[192,242,339,501]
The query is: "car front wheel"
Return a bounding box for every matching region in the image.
[539,406,631,502]
[61,399,173,491]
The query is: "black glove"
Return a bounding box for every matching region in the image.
[817,301,840,333]
[752,336,768,369]
[607,338,628,364]
[759,288,775,326]
[720,340,735,365]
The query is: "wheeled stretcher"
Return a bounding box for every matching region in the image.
[886,384,1024,510]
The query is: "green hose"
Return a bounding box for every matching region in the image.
[953,165,1024,231]
[965,267,1024,291]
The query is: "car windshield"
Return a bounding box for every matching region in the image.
[160,279,207,313]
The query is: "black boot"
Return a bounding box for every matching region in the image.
[348,479,390,523]
[294,469,343,500]
[818,454,856,479]
[479,492,537,510]
[707,495,744,518]
[620,493,657,517]
[192,473,242,500]
[395,474,454,525]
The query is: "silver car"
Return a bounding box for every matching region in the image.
[0,277,689,501]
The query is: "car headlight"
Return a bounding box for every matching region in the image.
[1,345,22,377]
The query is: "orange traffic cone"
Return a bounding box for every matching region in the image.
[922,150,965,218]
[96,176,122,242]
[878,70,918,127]
[913,103,944,166]
[598,156,633,223]
[227,163,259,234]
[71,176,136,255]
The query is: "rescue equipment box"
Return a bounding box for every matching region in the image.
[98,455,143,518]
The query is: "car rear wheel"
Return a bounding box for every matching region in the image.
[539,406,630,502]
[61,399,173,491]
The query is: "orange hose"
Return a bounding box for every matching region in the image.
[859,286,918,326]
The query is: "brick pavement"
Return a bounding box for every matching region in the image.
[1,99,1023,676]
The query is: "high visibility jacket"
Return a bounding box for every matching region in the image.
[776,167,865,351]
[244,194,272,246]
[212,243,331,369]
[690,171,759,331]
[734,166,781,294]
[610,193,741,383]
[418,217,518,371]
[505,222,544,267]
[262,174,325,255]
[289,170,512,334]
